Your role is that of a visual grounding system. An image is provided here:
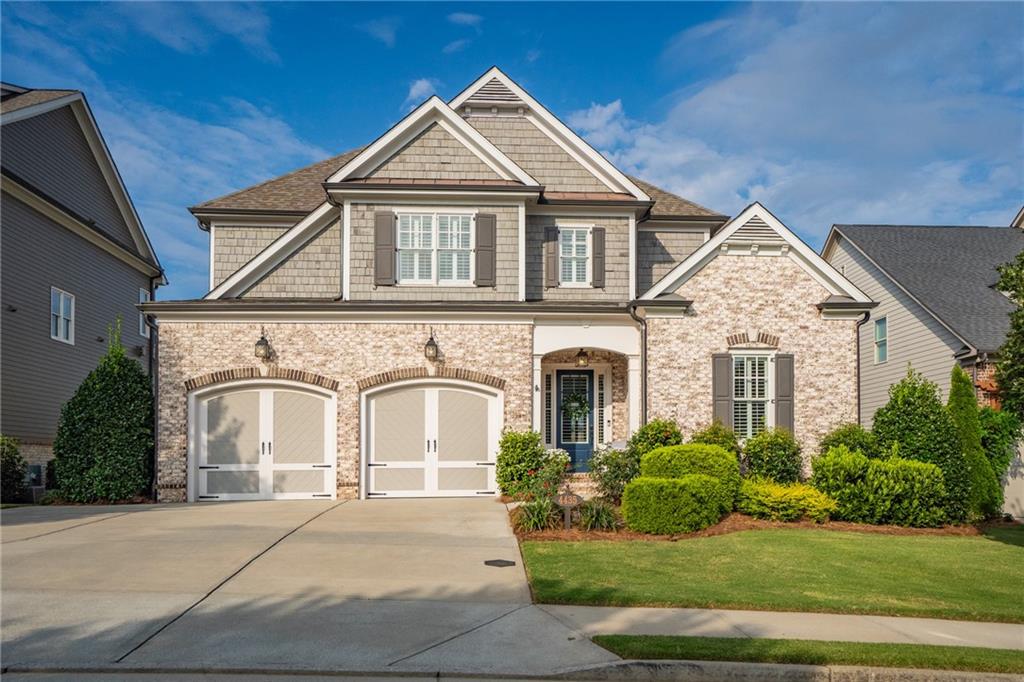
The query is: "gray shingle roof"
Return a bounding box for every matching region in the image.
[834,225,1024,354]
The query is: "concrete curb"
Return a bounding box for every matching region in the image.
[555,660,1024,682]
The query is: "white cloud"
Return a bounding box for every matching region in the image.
[525,49,541,64]
[447,12,483,32]
[402,78,441,111]
[358,17,400,48]
[443,39,470,55]
[569,3,1024,243]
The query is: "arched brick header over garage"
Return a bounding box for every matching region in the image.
[184,367,340,393]
[356,366,506,392]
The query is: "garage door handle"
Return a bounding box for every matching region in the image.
[426,439,430,453]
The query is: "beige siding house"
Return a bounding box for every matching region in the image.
[145,68,873,503]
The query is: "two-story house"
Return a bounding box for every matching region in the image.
[144,68,873,502]
[1,84,164,484]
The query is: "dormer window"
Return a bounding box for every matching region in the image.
[559,227,591,286]
[396,211,474,285]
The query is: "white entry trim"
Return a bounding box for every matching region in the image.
[186,378,338,502]
[359,377,504,500]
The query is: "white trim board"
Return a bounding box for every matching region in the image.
[327,96,538,186]
[641,201,872,303]
[449,68,650,201]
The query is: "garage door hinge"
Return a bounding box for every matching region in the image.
[198,466,220,470]
[476,491,496,495]
[198,495,220,499]
[367,492,387,497]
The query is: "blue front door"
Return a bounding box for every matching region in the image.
[556,369,594,472]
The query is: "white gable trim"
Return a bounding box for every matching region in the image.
[205,202,337,299]
[326,96,537,186]
[449,68,650,201]
[3,93,164,282]
[641,202,871,302]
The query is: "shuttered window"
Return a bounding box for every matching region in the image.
[559,227,590,285]
[396,212,473,285]
[733,355,770,439]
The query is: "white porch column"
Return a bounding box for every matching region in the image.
[532,353,543,433]
[627,354,642,435]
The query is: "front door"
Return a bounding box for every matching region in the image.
[556,369,594,471]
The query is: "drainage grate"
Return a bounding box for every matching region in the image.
[484,559,516,568]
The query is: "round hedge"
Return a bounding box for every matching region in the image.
[742,428,803,483]
[640,443,741,503]
[622,474,731,534]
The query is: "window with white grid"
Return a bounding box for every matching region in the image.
[733,355,769,439]
[559,228,589,285]
[50,287,74,344]
[397,214,434,283]
[438,214,472,283]
[396,212,474,285]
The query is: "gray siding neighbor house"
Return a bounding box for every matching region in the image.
[823,221,1024,517]
[0,83,164,482]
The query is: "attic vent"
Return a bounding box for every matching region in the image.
[728,216,784,244]
[467,78,521,104]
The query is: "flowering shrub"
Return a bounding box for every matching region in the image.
[518,449,571,501]
[590,442,639,503]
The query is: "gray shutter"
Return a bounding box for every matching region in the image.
[374,211,396,286]
[544,226,558,289]
[775,354,795,433]
[475,214,497,287]
[712,354,733,427]
[591,227,606,289]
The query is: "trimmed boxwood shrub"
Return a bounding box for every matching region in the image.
[53,326,154,502]
[689,420,741,458]
[622,474,730,534]
[743,428,803,483]
[627,418,683,460]
[948,365,1001,519]
[737,478,836,523]
[641,444,741,504]
[590,444,640,503]
[811,446,947,527]
[871,369,968,522]
[1,435,28,503]
[818,423,880,459]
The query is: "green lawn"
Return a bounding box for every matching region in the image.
[592,636,1024,674]
[521,526,1024,622]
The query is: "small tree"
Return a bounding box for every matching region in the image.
[690,419,741,458]
[742,428,803,483]
[995,248,1024,420]
[872,368,969,522]
[948,366,1001,518]
[53,320,153,502]
[1,436,28,502]
[980,406,1022,485]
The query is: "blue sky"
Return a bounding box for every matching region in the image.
[3,2,1022,300]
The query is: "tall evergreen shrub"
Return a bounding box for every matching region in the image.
[995,249,1024,420]
[948,366,1001,518]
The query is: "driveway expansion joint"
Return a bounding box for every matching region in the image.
[1,511,134,544]
[386,603,531,667]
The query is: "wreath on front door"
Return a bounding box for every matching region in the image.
[561,391,591,422]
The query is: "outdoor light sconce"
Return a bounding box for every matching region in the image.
[424,328,439,361]
[254,326,272,361]
[575,348,589,367]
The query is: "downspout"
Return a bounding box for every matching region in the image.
[627,301,648,426]
[146,273,162,500]
[854,311,871,426]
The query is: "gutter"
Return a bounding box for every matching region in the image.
[144,275,162,501]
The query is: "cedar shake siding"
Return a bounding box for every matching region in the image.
[241,221,342,299]
[366,123,501,181]
[465,116,609,192]
[637,229,706,293]
[348,203,519,301]
[213,225,289,289]
[1,106,138,253]
[827,236,963,425]
[525,214,630,302]
[0,196,151,443]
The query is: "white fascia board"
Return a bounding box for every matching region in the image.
[326,96,537,186]
[449,67,650,201]
[205,202,337,299]
[326,187,539,204]
[641,202,872,303]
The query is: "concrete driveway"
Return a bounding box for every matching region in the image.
[1,499,616,677]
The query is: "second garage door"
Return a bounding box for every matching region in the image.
[366,383,499,497]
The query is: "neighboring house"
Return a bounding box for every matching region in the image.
[143,68,873,503]
[0,83,164,483]
[823,221,1024,516]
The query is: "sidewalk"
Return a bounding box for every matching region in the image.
[541,604,1024,650]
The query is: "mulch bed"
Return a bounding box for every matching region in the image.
[513,511,1010,542]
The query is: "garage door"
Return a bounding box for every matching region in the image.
[195,387,336,501]
[366,384,498,497]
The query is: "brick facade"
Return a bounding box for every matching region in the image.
[155,321,533,501]
[647,254,859,468]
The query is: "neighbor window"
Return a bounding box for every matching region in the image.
[874,317,888,363]
[559,227,590,285]
[50,287,74,344]
[733,355,770,439]
[139,288,151,338]
[397,212,473,285]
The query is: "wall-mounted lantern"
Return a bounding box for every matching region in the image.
[254,326,272,361]
[575,348,589,367]
[424,328,439,361]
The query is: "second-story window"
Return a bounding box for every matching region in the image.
[397,212,473,285]
[874,317,888,363]
[559,227,590,286]
[50,287,75,345]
